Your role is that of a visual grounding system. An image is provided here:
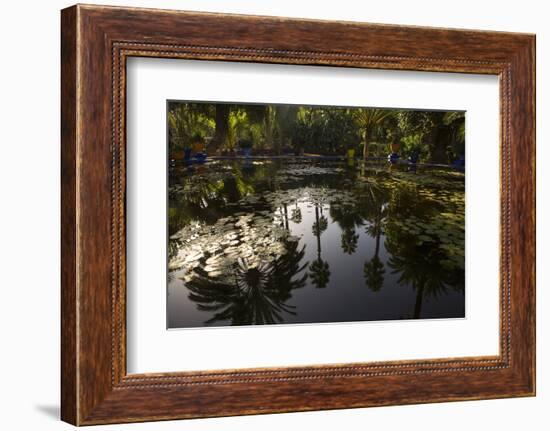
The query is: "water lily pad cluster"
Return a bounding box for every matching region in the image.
[169,172,230,203]
[381,169,465,271]
[274,163,339,183]
[169,212,298,283]
[262,186,357,209]
[386,168,465,193]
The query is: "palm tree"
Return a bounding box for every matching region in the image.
[354,108,394,160]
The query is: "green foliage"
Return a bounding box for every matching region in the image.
[226,110,248,151]
[191,132,205,143]
[167,102,214,150]
[248,123,265,150]
[367,142,387,157]
[167,102,465,163]
[443,111,466,161]
[400,133,427,158]
[276,105,299,151]
[396,110,465,163]
[293,107,360,154]
[354,108,395,158]
[262,106,278,153]
[354,108,394,140]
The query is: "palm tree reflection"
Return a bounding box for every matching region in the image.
[385,226,464,318]
[290,202,302,224]
[387,244,448,318]
[358,179,388,292]
[363,211,386,292]
[341,228,359,254]
[330,203,362,255]
[383,180,464,318]
[310,204,331,288]
[363,226,385,292]
[186,240,308,325]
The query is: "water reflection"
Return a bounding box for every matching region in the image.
[186,240,307,325]
[168,159,465,328]
[310,204,330,289]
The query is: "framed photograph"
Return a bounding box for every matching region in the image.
[61,4,535,425]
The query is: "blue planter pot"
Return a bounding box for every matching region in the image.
[388,152,400,164]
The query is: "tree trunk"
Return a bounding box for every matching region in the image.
[363,127,369,160]
[315,205,322,257]
[428,125,448,164]
[283,203,289,230]
[374,224,381,257]
[212,104,230,153]
[413,282,425,319]
[264,106,276,154]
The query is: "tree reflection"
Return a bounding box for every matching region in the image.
[290,202,302,224]
[330,201,364,254]
[168,162,282,234]
[363,209,386,292]
[185,240,308,325]
[363,223,385,292]
[355,176,388,292]
[310,204,330,288]
[386,242,450,318]
[330,203,363,255]
[363,256,385,292]
[384,180,464,318]
[341,228,359,255]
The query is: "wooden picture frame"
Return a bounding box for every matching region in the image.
[61,4,535,425]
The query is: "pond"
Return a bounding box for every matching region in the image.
[167,158,465,328]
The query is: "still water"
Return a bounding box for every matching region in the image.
[168,158,465,328]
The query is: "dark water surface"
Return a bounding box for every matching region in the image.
[168,158,465,328]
